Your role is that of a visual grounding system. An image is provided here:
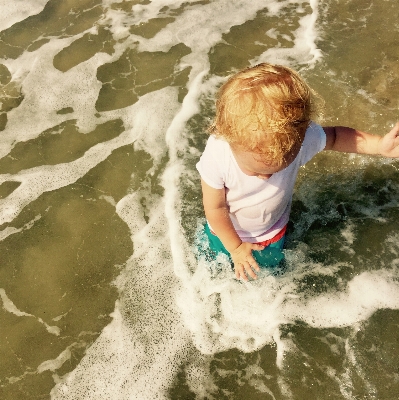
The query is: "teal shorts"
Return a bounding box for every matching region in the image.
[203,223,285,268]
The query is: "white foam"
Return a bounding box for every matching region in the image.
[52,204,193,398]
[51,82,190,398]
[37,347,73,374]
[340,220,356,254]
[163,70,209,285]
[254,0,322,67]
[303,0,323,64]
[286,270,399,328]
[176,248,399,362]
[0,214,41,241]
[340,221,355,245]
[0,87,180,226]
[0,11,157,158]
[109,0,303,74]
[0,37,110,158]
[0,288,60,335]
[331,335,378,399]
[0,0,49,31]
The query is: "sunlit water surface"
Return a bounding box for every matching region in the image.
[1,0,399,399]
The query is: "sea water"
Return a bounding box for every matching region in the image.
[1,0,399,399]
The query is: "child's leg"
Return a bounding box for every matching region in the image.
[203,223,231,260]
[252,237,285,267]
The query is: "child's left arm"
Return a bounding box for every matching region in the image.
[323,122,399,157]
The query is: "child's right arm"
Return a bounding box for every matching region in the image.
[323,122,399,156]
[201,179,264,281]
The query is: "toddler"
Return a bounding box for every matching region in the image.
[196,63,399,281]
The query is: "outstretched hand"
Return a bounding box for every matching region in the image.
[230,242,265,281]
[378,122,399,158]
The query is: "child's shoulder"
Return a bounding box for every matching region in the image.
[304,122,326,144]
[298,122,326,165]
[207,134,229,146]
[205,135,231,154]
[200,135,232,173]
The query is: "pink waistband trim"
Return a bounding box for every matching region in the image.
[210,224,287,246]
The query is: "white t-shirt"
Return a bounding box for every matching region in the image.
[196,122,326,242]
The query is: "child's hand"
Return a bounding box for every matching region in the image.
[378,122,399,157]
[230,242,265,281]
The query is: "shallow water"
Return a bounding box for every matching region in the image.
[1,0,399,399]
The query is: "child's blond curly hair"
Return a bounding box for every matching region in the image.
[209,63,321,166]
